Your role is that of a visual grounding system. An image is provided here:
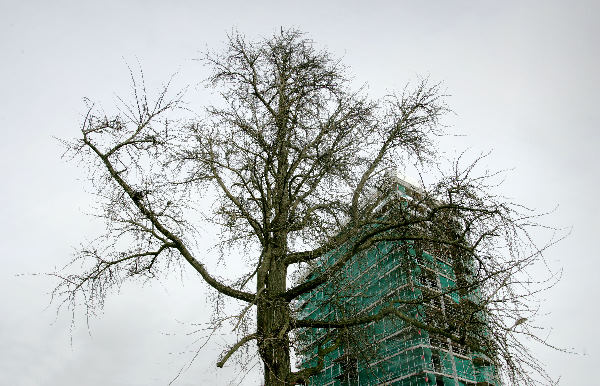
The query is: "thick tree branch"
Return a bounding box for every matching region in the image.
[83,135,254,302]
[295,305,485,354]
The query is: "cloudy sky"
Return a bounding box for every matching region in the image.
[1,1,598,385]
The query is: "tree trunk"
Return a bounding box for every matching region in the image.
[257,257,292,385]
[259,115,293,384]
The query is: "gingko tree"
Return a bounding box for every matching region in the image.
[55,29,559,385]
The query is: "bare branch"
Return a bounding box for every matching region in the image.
[217,333,258,368]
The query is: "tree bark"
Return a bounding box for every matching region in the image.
[257,257,292,385]
[257,216,293,384]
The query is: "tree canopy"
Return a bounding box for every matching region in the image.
[56,29,560,385]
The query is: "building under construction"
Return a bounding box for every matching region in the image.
[294,182,500,386]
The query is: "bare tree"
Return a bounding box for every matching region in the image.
[56,29,560,385]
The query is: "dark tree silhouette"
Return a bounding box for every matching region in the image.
[55,29,560,385]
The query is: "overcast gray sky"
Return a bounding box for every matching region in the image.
[1,1,598,385]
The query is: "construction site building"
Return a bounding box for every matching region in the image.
[294,183,500,386]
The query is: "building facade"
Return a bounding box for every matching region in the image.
[294,182,500,386]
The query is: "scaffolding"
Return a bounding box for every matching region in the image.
[295,194,501,386]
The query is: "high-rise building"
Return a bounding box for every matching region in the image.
[294,180,500,386]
